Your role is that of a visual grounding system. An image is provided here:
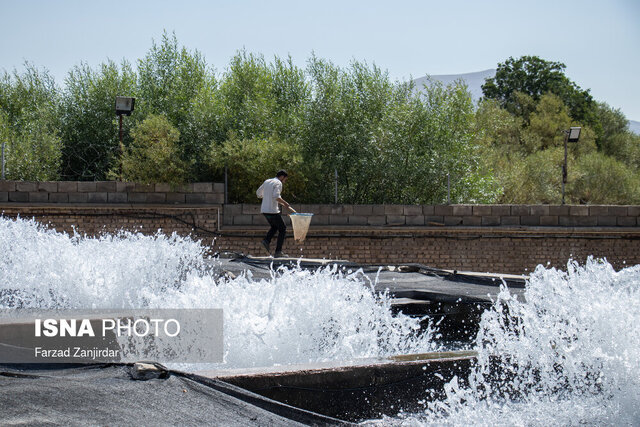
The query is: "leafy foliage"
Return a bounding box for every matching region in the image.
[0,64,61,180]
[501,148,565,204]
[60,60,137,180]
[203,54,494,204]
[1,38,638,205]
[208,134,304,203]
[475,92,638,204]
[298,59,494,204]
[137,31,211,178]
[571,153,640,204]
[482,56,595,125]
[112,114,188,185]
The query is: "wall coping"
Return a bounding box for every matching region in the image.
[223,203,640,228]
[0,181,638,228]
[0,181,224,205]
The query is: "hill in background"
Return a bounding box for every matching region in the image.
[413,70,639,134]
[412,69,496,103]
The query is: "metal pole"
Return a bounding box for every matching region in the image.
[118,114,124,147]
[1,141,5,180]
[224,165,228,204]
[447,172,451,205]
[562,131,568,205]
[334,169,338,204]
[116,114,124,180]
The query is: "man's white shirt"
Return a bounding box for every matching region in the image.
[256,177,282,213]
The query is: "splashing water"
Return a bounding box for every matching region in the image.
[0,216,437,368]
[7,216,635,423]
[382,258,640,425]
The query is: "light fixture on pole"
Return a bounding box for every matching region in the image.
[115,97,135,179]
[1,141,5,180]
[562,126,581,205]
[115,96,135,146]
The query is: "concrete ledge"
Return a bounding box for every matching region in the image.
[210,224,640,237]
[0,181,224,205]
[3,183,638,228]
[201,351,477,421]
[218,203,639,228]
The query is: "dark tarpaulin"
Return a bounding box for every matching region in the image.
[0,363,348,426]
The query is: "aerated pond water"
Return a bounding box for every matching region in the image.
[1,216,638,425]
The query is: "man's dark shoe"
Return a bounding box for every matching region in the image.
[274,251,289,258]
[261,240,271,256]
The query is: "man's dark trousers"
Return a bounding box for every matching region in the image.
[263,213,286,253]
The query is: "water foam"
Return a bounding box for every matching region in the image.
[7,216,635,423]
[0,216,437,368]
[386,258,640,425]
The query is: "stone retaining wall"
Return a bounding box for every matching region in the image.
[213,228,640,274]
[0,181,224,204]
[0,205,219,246]
[224,204,640,227]
[4,203,638,274]
[2,187,639,274]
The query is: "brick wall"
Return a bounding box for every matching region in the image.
[224,203,640,227]
[0,181,224,204]
[2,196,639,275]
[0,205,220,247]
[213,227,640,274]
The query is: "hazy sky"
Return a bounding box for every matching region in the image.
[1,0,639,119]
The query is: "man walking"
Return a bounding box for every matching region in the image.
[256,170,295,257]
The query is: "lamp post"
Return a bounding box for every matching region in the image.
[115,96,135,147]
[562,126,581,205]
[115,97,135,179]
[1,141,5,180]
[334,169,338,204]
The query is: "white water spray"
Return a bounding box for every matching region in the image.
[0,216,437,368]
[384,258,640,425]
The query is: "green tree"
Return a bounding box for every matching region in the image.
[300,57,496,204]
[0,63,59,131]
[401,78,497,204]
[482,56,595,125]
[269,55,309,141]
[0,63,61,180]
[592,101,639,167]
[571,152,640,204]
[526,94,570,145]
[302,56,395,203]
[207,134,305,203]
[472,99,525,200]
[113,114,188,184]
[182,76,223,180]
[137,31,210,177]
[217,50,276,140]
[60,60,137,180]
[474,98,523,150]
[1,110,62,180]
[498,147,565,204]
[474,93,600,204]
[626,132,640,170]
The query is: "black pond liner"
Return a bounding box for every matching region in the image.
[0,362,349,426]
